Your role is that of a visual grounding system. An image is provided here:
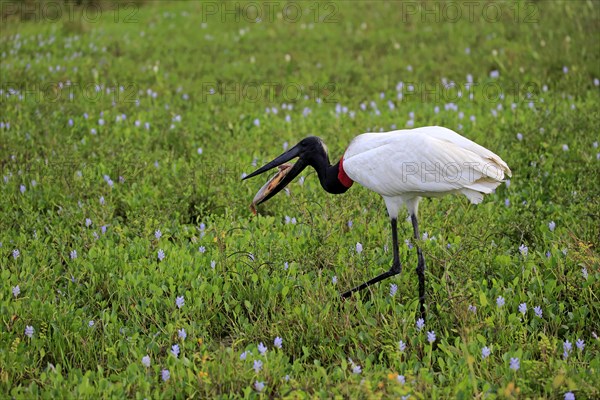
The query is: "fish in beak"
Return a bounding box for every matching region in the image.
[243,144,308,213]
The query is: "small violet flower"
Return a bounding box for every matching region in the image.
[161,369,170,382]
[25,325,34,338]
[482,346,491,359]
[176,296,184,309]
[258,342,267,355]
[253,359,263,373]
[142,355,151,367]
[355,242,363,254]
[398,340,406,352]
[427,331,436,343]
[171,344,180,358]
[509,357,520,371]
[496,296,505,307]
[519,303,527,315]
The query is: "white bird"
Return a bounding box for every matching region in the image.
[243,126,511,319]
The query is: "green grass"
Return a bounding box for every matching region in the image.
[1,1,599,398]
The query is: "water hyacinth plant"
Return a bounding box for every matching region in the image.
[1,2,598,399]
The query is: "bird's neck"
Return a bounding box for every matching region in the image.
[313,156,353,194]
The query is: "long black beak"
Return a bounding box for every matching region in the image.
[243,145,308,208]
[243,145,301,180]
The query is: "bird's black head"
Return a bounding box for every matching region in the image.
[243,136,348,210]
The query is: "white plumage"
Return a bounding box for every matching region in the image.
[343,126,512,219]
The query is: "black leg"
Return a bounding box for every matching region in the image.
[341,218,402,298]
[411,214,426,320]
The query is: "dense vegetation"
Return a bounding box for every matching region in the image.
[1,1,599,398]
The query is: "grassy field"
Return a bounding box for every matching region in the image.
[1,1,599,398]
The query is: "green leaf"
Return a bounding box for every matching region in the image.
[479,291,488,307]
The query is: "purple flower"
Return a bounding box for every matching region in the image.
[240,350,249,360]
[576,339,584,351]
[253,118,260,127]
[468,304,477,314]
[25,325,34,338]
[352,364,362,374]
[88,320,94,327]
[563,340,572,359]
[211,260,216,269]
[332,276,338,284]
[519,244,528,256]
[548,221,556,232]
[161,369,170,382]
[398,340,406,352]
[564,392,575,400]
[254,381,264,392]
[176,296,184,309]
[490,70,499,79]
[99,196,105,205]
[397,375,405,384]
[70,250,77,259]
[518,303,527,315]
[253,359,263,373]
[390,284,398,297]
[171,344,180,357]
[12,285,20,297]
[155,229,162,239]
[85,218,92,227]
[509,357,520,371]
[178,328,187,340]
[13,249,20,259]
[157,249,165,261]
[258,342,267,355]
[581,267,588,280]
[482,346,491,359]
[427,331,436,343]
[141,355,151,367]
[534,306,543,318]
[355,242,363,254]
[20,184,26,193]
[416,318,425,331]
[199,246,206,253]
[496,296,505,307]
[274,337,283,349]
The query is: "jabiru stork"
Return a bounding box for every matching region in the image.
[243,126,511,319]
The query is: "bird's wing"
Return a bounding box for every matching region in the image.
[412,126,512,177]
[343,129,509,200]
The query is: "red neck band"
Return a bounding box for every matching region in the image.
[338,157,354,188]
